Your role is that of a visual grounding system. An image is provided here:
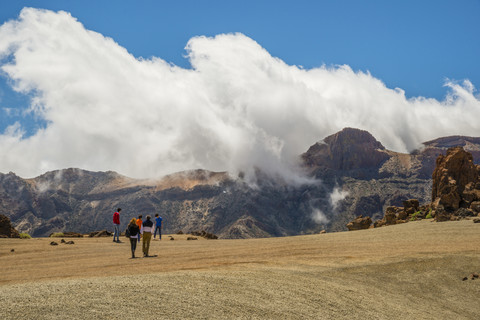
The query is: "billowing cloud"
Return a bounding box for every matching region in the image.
[329,187,348,210]
[0,8,479,180]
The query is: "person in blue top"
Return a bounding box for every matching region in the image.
[154,213,163,240]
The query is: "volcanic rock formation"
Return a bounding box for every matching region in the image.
[369,146,480,228]
[431,147,480,211]
[302,128,390,172]
[0,214,20,238]
[346,215,372,231]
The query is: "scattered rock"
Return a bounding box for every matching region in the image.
[471,273,479,280]
[403,199,420,212]
[346,215,372,231]
[384,207,398,225]
[187,237,198,240]
[396,208,408,220]
[462,277,468,281]
[470,201,480,213]
[0,214,20,238]
[373,220,386,228]
[375,205,411,228]
[50,241,58,246]
[62,232,84,238]
[89,230,112,237]
[434,205,451,222]
[190,230,218,239]
[10,249,14,252]
[454,207,475,218]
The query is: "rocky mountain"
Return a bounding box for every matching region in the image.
[1,128,479,238]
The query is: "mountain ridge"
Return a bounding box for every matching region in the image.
[1,128,479,238]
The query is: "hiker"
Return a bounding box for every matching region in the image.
[127,218,140,258]
[136,215,143,243]
[154,213,163,240]
[113,208,121,243]
[141,215,154,257]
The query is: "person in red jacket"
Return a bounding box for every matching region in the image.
[113,208,121,243]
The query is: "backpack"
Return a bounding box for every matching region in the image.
[125,226,131,238]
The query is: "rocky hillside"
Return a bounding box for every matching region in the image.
[1,128,479,238]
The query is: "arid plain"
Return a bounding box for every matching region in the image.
[1,220,479,319]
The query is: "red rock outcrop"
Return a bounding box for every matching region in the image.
[431,147,480,211]
[375,147,480,226]
[346,215,372,231]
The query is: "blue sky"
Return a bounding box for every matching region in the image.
[2,1,479,96]
[0,1,479,178]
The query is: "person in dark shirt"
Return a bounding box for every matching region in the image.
[127,218,140,258]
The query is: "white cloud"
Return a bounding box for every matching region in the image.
[0,8,479,180]
[329,187,348,210]
[311,208,329,224]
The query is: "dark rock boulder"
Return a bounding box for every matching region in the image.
[89,230,112,237]
[0,214,20,238]
[434,205,451,222]
[62,232,84,238]
[190,230,218,239]
[470,201,480,213]
[403,199,419,212]
[453,208,475,218]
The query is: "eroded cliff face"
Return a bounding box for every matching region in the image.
[1,128,479,238]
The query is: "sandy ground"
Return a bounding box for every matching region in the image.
[1,220,479,319]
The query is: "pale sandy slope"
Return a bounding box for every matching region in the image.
[1,220,479,319]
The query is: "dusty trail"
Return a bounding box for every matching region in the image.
[1,220,479,319]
